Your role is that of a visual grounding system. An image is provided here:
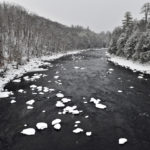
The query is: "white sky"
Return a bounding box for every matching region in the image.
[1,0,149,33]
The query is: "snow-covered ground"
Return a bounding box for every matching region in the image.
[0,50,86,92]
[107,53,150,75]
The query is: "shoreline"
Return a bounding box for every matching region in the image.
[0,49,88,92]
[107,53,150,75]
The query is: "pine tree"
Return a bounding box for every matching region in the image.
[122,12,133,31]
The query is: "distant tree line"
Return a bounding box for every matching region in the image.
[0,2,111,67]
[109,3,150,63]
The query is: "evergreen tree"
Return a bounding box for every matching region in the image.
[122,12,133,31]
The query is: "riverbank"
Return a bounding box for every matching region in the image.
[107,53,150,75]
[0,49,87,93]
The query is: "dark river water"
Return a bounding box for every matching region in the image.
[1,49,150,150]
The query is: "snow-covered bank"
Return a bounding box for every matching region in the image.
[0,49,87,92]
[107,53,150,75]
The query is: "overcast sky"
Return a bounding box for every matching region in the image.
[3,0,149,33]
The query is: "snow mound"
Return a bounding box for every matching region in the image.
[36,122,48,130]
[21,128,36,135]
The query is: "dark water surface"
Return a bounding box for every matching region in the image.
[1,49,150,150]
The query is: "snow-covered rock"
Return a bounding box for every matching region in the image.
[74,66,80,69]
[61,98,71,103]
[53,123,61,130]
[21,128,36,135]
[90,97,101,104]
[56,93,64,98]
[95,103,107,109]
[86,132,92,136]
[56,101,65,108]
[118,90,123,93]
[10,100,16,104]
[27,106,34,110]
[18,89,25,93]
[54,76,59,79]
[129,86,134,89]
[0,92,12,98]
[73,128,84,133]
[75,121,81,124]
[51,119,61,125]
[13,79,21,83]
[26,99,35,105]
[90,97,107,109]
[36,122,48,130]
[118,138,128,145]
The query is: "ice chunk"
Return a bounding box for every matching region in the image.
[56,101,65,108]
[36,122,48,130]
[119,138,128,145]
[73,128,83,133]
[21,128,35,135]
[26,99,35,105]
[52,119,61,125]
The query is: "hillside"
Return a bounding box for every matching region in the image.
[0,2,111,68]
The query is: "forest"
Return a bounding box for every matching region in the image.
[0,2,111,68]
[109,2,150,63]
